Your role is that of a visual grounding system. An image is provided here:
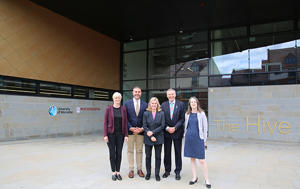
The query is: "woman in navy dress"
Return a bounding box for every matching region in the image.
[184,97,211,188]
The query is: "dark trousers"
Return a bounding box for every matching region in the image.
[145,144,162,176]
[163,137,182,174]
[107,133,124,172]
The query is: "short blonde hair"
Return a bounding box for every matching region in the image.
[146,97,161,112]
[112,92,122,99]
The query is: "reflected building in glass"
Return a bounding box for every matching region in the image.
[122,20,300,115]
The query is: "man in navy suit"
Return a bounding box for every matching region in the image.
[124,86,148,178]
[161,88,185,180]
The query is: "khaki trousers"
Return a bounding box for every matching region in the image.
[127,134,144,170]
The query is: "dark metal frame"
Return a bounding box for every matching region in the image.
[122,18,300,102]
[0,75,116,101]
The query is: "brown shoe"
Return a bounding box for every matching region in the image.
[137,170,145,177]
[128,170,134,178]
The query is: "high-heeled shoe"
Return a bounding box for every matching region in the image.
[205,180,211,188]
[189,177,198,185]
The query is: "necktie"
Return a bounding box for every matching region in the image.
[170,102,174,119]
[135,100,139,116]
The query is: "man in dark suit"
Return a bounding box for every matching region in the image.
[161,88,185,180]
[124,86,148,178]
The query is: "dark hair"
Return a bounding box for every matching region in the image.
[132,86,141,91]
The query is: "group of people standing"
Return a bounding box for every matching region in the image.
[103,87,211,188]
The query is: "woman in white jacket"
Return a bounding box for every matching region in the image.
[184,96,211,188]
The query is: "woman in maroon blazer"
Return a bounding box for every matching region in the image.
[104,92,128,181]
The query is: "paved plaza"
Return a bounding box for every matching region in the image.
[0,135,299,189]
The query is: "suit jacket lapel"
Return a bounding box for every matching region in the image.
[166,102,170,113]
[130,99,136,116]
[165,102,171,120]
[149,111,154,122]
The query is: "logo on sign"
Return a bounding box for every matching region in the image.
[48,106,58,116]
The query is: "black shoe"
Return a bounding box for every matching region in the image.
[189,177,198,185]
[175,174,181,180]
[162,172,170,178]
[155,175,161,181]
[145,174,150,180]
[205,180,211,188]
[112,175,117,181]
[116,174,122,180]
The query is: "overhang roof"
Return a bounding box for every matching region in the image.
[30,0,299,42]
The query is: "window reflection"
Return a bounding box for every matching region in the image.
[250,40,297,72]
[122,20,300,106]
[177,31,208,44]
[123,80,146,90]
[149,36,175,48]
[249,33,295,49]
[176,77,208,89]
[211,27,246,40]
[177,43,208,63]
[210,50,249,75]
[176,58,209,77]
[176,89,208,114]
[148,48,175,78]
[211,38,248,56]
[148,79,175,90]
[123,90,147,104]
[250,21,294,35]
[231,74,249,86]
[123,51,146,80]
[149,90,168,104]
[209,75,231,87]
[250,72,296,85]
[123,40,147,52]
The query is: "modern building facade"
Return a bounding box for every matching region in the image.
[122,20,300,112]
[1,0,300,142]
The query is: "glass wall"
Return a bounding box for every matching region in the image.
[122,19,300,111]
[148,47,175,78]
[123,51,146,80]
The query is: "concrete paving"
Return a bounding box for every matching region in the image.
[0,135,299,189]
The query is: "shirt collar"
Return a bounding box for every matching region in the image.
[169,100,175,105]
[133,98,140,102]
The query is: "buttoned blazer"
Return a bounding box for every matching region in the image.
[142,111,165,145]
[124,99,147,135]
[161,100,185,139]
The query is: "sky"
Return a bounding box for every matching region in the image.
[211,39,299,74]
